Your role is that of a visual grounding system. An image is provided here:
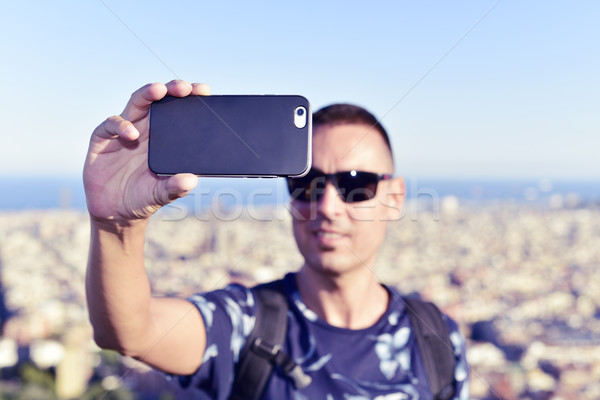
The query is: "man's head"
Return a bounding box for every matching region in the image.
[313,104,394,168]
[289,104,405,278]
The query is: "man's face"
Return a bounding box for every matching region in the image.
[290,123,405,277]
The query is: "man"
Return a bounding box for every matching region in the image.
[84,80,469,399]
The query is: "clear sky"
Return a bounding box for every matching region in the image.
[1,1,598,180]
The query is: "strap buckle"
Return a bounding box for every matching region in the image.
[250,337,312,390]
[251,337,281,360]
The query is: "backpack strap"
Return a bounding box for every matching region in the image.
[229,280,311,400]
[403,297,456,400]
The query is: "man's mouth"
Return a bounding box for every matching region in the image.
[312,229,348,249]
[315,231,345,239]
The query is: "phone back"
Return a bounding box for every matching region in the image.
[148,95,311,177]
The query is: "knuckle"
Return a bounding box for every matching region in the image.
[135,82,154,94]
[167,79,192,91]
[100,115,131,135]
[106,115,125,129]
[106,115,122,124]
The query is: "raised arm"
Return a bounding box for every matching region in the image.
[84,80,209,375]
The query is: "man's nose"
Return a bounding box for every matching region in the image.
[316,181,343,218]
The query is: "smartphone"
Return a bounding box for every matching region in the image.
[148,95,311,177]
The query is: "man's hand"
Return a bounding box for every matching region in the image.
[83,80,210,222]
[85,81,209,375]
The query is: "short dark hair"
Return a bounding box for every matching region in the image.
[312,104,393,162]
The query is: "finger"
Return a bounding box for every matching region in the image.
[121,82,168,122]
[165,79,194,97]
[191,83,211,96]
[162,173,199,202]
[93,115,140,141]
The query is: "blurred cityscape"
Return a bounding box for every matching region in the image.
[0,196,599,399]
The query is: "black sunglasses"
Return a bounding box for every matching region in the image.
[287,168,392,203]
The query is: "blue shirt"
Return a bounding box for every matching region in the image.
[179,273,469,399]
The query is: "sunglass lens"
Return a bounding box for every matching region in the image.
[287,171,324,202]
[338,172,378,203]
[288,170,381,203]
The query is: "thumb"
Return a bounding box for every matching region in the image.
[163,173,199,202]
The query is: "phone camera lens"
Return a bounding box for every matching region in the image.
[294,106,307,129]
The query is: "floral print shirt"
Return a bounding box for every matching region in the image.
[179,273,469,399]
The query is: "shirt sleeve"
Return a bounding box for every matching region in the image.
[176,284,257,399]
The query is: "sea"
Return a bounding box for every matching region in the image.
[0,176,598,211]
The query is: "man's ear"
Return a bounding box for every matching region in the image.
[381,176,406,221]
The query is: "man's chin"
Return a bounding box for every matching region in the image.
[305,254,354,276]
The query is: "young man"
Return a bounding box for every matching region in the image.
[84,80,469,399]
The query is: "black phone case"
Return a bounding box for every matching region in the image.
[148,95,311,177]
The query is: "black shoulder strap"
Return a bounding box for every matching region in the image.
[403,297,456,400]
[229,280,311,400]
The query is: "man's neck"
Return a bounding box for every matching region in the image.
[295,266,389,330]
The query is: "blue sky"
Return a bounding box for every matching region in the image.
[1,1,598,179]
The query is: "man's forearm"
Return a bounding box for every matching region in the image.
[86,217,153,355]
